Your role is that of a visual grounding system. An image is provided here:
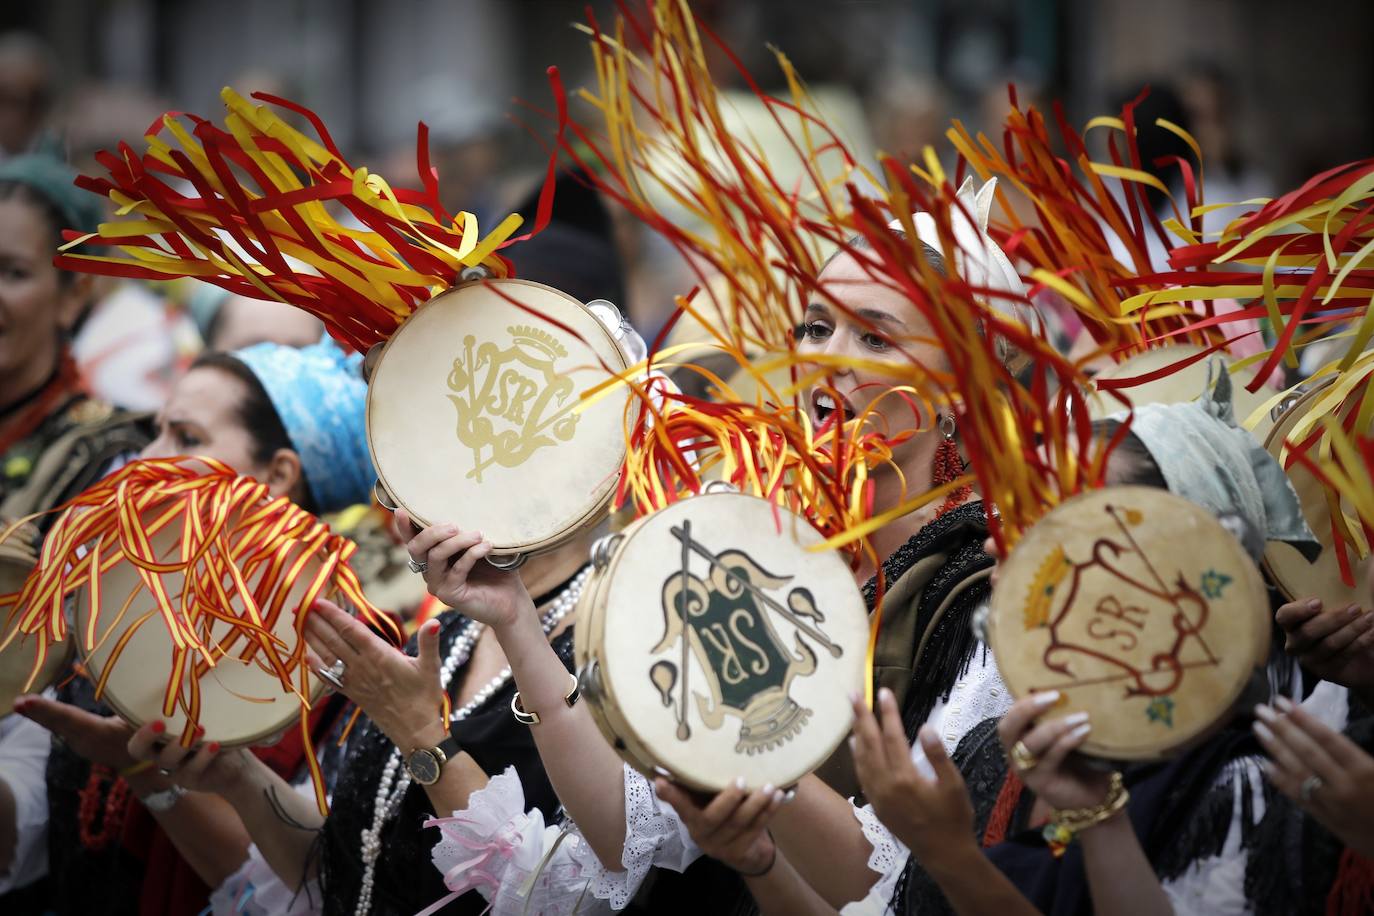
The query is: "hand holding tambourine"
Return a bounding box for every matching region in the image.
[393,508,530,632]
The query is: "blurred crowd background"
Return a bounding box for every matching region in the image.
[1,0,1370,391]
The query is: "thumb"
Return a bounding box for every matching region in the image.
[16,695,101,739]
[917,724,961,788]
[417,618,442,680]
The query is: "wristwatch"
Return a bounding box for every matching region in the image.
[405,733,463,786]
[139,785,187,813]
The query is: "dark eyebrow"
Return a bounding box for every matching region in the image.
[854,308,903,327]
[804,302,905,328]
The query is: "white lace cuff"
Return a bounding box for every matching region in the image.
[424,766,610,915]
[839,801,909,916]
[210,843,321,916]
[565,763,701,910]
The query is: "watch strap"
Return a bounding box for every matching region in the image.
[431,733,462,763]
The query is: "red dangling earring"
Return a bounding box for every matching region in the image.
[932,414,972,517]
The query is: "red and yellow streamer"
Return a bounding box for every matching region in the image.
[55,88,537,352]
[0,457,397,812]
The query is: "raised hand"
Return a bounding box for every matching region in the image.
[653,778,785,876]
[996,692,1112,811]
[396,507,532,631]
[125,720,255,796]
[303,596,447,750]
[850,688,974,863]
[1274,598,1374,690]
[1254,696,1374,857]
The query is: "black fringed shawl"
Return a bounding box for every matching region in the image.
[861,501,994,743]
[893,711,1358,916]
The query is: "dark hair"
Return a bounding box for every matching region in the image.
[1093,417,1168,489]
[0,179,75,288]
[188,351,316,511]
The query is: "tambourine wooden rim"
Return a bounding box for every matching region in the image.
[366,278,629,558]
[1262,379,1363,608]
[987,486,1270,761]
[0,549,70,719]
[1088,344,1278,441]
[576,491,868,791]
[71,518,327,747]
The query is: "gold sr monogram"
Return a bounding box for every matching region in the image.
[446,326,579,481]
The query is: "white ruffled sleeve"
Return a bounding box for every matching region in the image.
[424,763,702,913]
[839,801,909,916]
[210,843,321,916]
[571,763,701,909]
[424,765,610,915]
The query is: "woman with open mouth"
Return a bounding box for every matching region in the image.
[397,176,1033,913]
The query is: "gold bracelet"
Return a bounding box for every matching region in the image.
[511,671,581,726]
[1043,772,1129,853]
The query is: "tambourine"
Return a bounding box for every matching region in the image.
[1263,379,1366,608]
[986,486,1269,760]
[1087,344,1277,440]
[366,277,630,564]
[0,529,70,718]
[72,509,330,746]
[575,489,867,791]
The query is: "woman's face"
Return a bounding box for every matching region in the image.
[142,366,271,479]
[0,197,86,385]
[798,251,951,451]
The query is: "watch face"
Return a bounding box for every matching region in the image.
[407,749,441,785]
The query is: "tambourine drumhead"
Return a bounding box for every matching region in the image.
[367,279,629,556]
[578,492,868,791]
[1263,380,1366,608]
[0,546,70,718]
[73,514,326,746]
[1087,345,1277,441]
[987,486,1269,761]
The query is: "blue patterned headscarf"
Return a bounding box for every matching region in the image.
[234,338,373,513]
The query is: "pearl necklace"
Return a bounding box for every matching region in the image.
[354,566,590,915]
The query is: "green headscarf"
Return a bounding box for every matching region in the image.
[1117,363,1322,563]
[0,154,103,240]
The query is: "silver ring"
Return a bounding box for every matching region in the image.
[1300,774,1324,803]
[157,767,176,778]
[317,659,346,690]
[407,557,429,574]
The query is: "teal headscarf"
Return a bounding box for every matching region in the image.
[0,154,103,240]
[1117,363,1321,562]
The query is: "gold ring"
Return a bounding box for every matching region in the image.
[1010,740,1039,772]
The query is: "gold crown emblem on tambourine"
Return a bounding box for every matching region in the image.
[445,323,580,482]
[575,489,867,791]
[367,277,631,562]
[987,486,1270,760]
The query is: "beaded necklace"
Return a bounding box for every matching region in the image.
[354,565,589,915]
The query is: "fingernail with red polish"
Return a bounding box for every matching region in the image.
[151,720,166,734]
[194,725,206,738]
[208,742,221,754]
